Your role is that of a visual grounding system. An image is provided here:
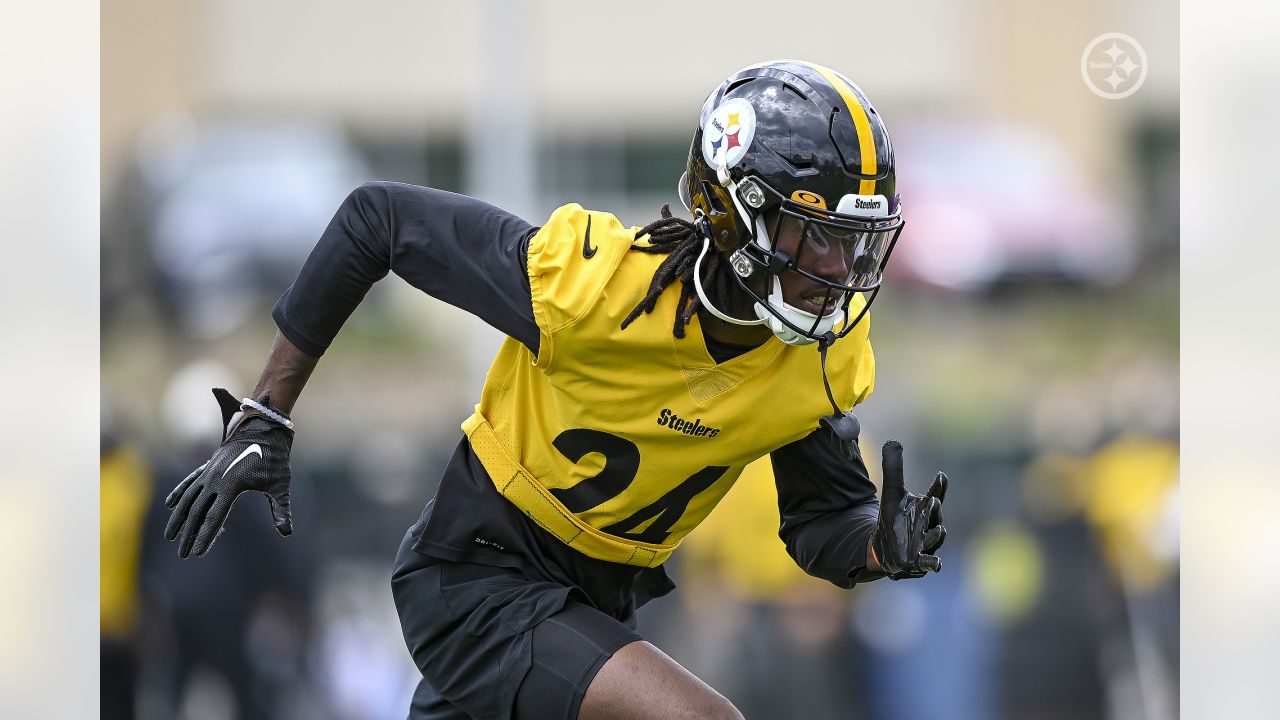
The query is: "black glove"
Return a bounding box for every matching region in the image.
[164,388,294,558]
[870,441,948,580]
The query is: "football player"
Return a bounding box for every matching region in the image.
[165,60,949,720]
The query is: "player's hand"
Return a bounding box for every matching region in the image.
[869,441,948,579]
[164,388,294,558]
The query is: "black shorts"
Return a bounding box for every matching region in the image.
[391,530,643,720]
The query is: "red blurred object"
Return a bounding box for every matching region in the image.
[889,122,1136,292]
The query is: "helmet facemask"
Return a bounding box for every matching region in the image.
[694,168,905,346]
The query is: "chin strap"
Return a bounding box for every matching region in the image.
[693,236,767,326]
[816,333,861,443]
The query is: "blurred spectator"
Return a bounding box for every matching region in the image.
[101,427,153,720]
[677,458,862,719]
[1085,433,1179,592]
[856,551,995,720]
[139,467,315,720]
[134,360,319,720]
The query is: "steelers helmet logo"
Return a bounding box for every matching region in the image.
[701,97,756,169]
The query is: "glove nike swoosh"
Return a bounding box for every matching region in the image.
[224,444,263,477]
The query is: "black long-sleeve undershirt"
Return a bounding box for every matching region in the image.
[273,182,540,357]
[771,431,886,587]
[274,181,882,589]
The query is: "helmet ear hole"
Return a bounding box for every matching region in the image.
[701,180,728,216]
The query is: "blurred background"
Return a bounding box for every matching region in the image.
[100,1,1178,719]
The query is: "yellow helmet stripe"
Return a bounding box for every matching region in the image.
[795,61,879,195]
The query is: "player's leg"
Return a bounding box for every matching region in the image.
[391,533,500,719]
[407,675,470,720]
[507,600,742,720]
[575,640,743,720]
[390,526,740,720]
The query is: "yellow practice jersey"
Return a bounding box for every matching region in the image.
[462,204,875,567]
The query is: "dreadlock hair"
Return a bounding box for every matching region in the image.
[620,204,748,339]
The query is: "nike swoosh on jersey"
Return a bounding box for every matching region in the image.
[582,216,597,258]
[224,444,263,477]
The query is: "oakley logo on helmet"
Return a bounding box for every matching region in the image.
[701,97,756,169]
[791,190,828,210]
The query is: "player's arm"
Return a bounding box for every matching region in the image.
[771,426,884,588]
[771,425,948,586]
[272,181,540,356]
[165,182,540,557]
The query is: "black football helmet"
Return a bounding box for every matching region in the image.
[679,60,904,346]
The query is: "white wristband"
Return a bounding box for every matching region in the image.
[240,397,295,430]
